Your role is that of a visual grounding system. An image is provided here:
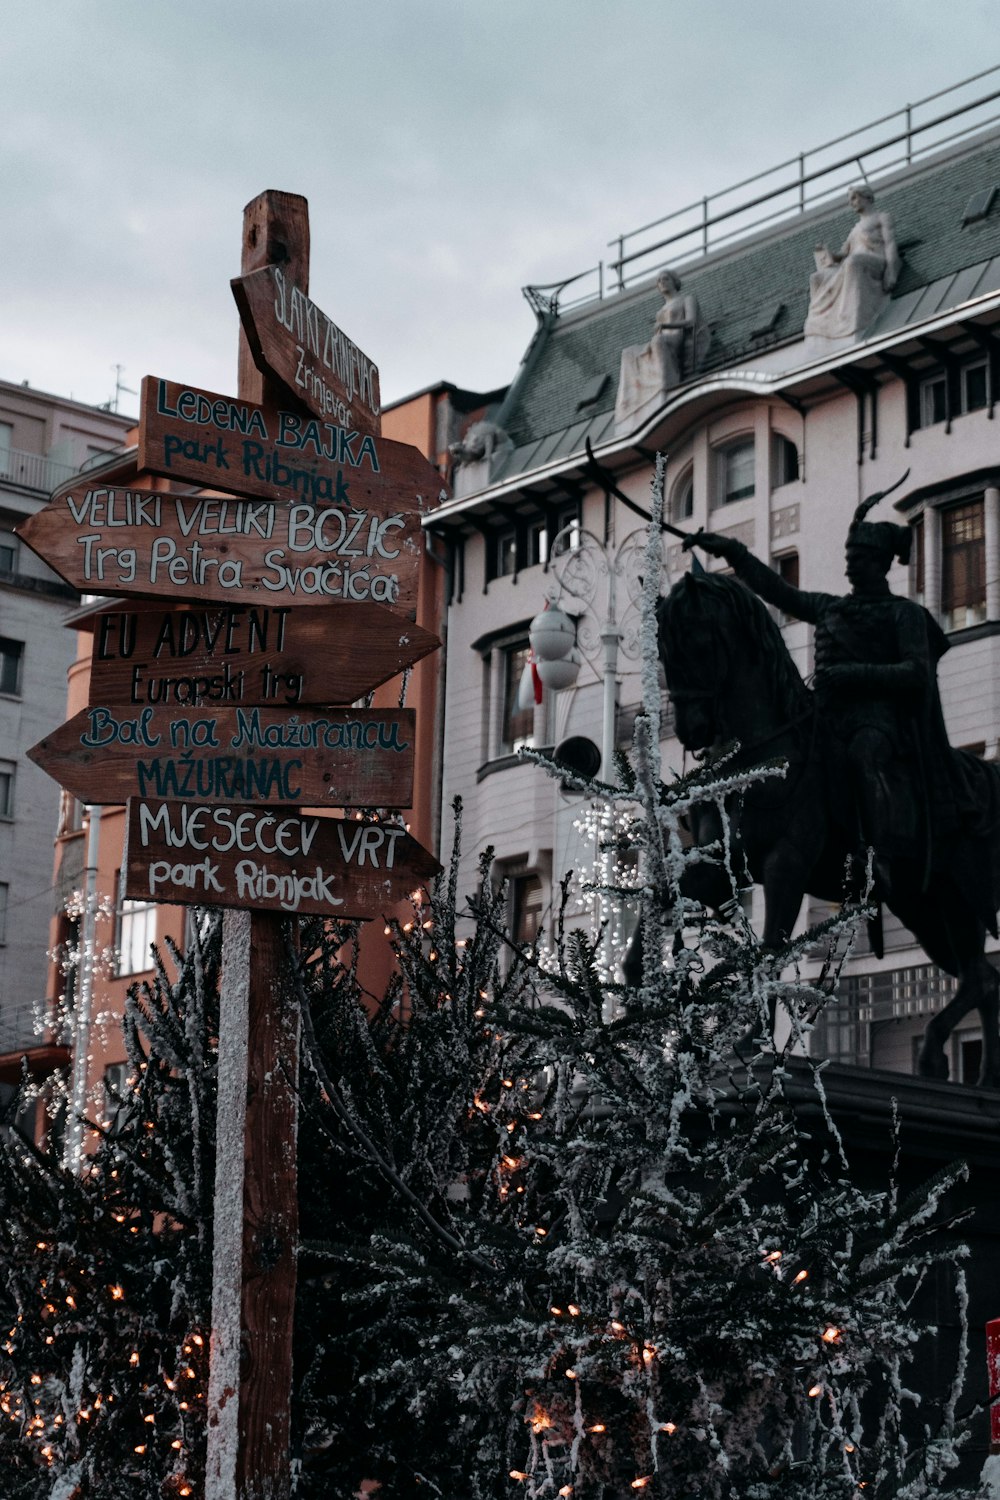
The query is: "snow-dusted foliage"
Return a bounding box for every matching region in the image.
[286,467,978,1498]
[0,920,221,1499]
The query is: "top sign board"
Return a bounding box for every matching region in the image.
[232,265,381,436]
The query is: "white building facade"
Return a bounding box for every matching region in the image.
[427,79,1000,1083]
[0,380,131,1054]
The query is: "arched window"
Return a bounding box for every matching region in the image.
[772,434,799,488]
[671,469,694,522]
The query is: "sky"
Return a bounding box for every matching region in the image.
[5,2,1000,418]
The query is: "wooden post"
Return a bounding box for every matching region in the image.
[206,191,310,1500]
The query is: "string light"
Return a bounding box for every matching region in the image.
[822,1327,842,1344]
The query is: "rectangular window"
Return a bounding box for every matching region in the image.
[552,505,580,556]
[771,434,799,488]
[920,372,947,427]
[102,1060,131,1133]
[495,530,518,578]
[499,643,535,755]
[0,883,7,945]
[510,872,544,948]
[528,519,548,568]
[115,893,158,977]
[961,358,989,414]
[941,498,986,630]
[0,763,14,820]
[0,534,16,574]
[715,440,755,506]
[0,638,23,696]
[0,424,11,479]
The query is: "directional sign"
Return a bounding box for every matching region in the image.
[17,486,420,611]
[231,266,381,436]
[28,705,415,808]
[136,377,443,514]
[123,799,440,917]
[85,600,440,709]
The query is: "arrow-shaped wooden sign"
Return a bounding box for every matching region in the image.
[123,799,440,918]
[136,376,443,514]
[28,705,415,808]
[85,600,440,709]
[17,485,420,611]
[231,267,381,436]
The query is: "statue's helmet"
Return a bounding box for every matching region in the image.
[847,470,912,567]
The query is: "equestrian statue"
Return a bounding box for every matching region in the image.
[638,483,1000,1087]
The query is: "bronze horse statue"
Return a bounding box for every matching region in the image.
[636,568,1000,1088]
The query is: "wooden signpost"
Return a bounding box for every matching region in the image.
[85,600,440,709]
[231,264,381,435]
[20,189,440,1500]
[136,375,440,514]
[18,483,422,610]
[27,704,416,808]
[123,799,440,917]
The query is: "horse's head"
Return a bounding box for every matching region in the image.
[656,572,733,751]
[657,570,809,754]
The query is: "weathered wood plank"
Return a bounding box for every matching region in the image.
[137,375,443,516]
[18,485,420,611]
[86,600,440,709]
[28,704,416,808]
[232,264,381,436]
[123,799,440,916]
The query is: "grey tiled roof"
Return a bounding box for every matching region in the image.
[493,131,1000,476]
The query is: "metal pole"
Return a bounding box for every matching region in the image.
[64,804,101,1174]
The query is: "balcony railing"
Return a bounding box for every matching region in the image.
[524,64,1000,316]
[0,447,79,495]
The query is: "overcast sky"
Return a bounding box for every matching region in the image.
[5,3,999,417]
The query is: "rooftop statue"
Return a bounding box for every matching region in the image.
[615,271,707,431]
[803,185,900,342]
[627,484,1000,1086]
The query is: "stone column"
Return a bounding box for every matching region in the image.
[985,485,1000,621]
[923,504,942,621]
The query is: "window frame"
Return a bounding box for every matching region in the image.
[713,438,755,508]
[0,762,14,820]
[0,637,24,697]
[940,496,986,631]
[114,889,158,978]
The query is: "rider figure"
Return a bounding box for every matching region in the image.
[686,503,954,897]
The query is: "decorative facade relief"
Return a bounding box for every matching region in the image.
[803,186,899,346]
[771,503,801,541]
[615,272,708,432]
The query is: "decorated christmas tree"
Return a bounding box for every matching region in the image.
[0,467,982,1498]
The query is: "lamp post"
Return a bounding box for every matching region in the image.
[529,521,663,986]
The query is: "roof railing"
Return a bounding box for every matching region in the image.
[523,65,1000,318]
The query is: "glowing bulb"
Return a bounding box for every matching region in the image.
[821,1326,842,1344]
[631,1480,651,1490]
[565,1368,577,1380]
[129,1352,139,1367]
[808,1384,822,1397]
[110,1286,124,1300]
[659,1422,677,1434]
[793,1270,808,1285]
[567,1304,580,1317]
[550,1307,562,1316]
[509,1471,528,1482]
[587,1423,605,1434]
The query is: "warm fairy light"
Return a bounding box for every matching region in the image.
[502,1079,514,1088]
[510,1470,528,1481]
[179,1488,193,1497]
[422,919,433,931]
[587,1423,605,1434]
[179,1401,189,1411]
[65,1295,76,1308]
[134,1444,146,1454]
[550,1307,563,1316]
[763,1249,782,1263]
[821,1326,842,1344]
[184,1367,196,1379]
[172,1439,183,1450]
[506,1121,517,1133]
[559,1487,573,1496]
[144,1413,155,1424]
[642,1345,656,1364]
[610,1320,625,1334]
[383,925,392,936]
[129,1352,140,1366]
[659,1422,677,1434]
[110,1285,124,1300]
[808,1384,822,1397]
[528,1111,543,1120]
[164,1378,177,1390]
[845,1442,856,1453]
[191,1334,204,1347]
[529,1406,553,1434]
[403,921,414,933]
[631,1479,651,1490]
[565,1368,577,1380]
[30,1375,41,1386]
[793,1270,808,1285]
[567,1304,580,1317]
[535,1227,547,1238]
[36,1242,48,1251]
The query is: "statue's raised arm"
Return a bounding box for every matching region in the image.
[683,529,823,625]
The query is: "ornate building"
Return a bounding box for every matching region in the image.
[425,72,1000,1083]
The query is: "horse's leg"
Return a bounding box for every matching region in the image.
[917,954,1000,1085]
